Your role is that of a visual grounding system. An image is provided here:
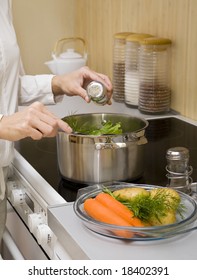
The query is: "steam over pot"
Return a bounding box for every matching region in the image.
[56,113,149,184]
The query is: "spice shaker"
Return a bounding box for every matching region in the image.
[138,37,172,114]
[124,33,153,107]
[166,147,193,194]
[86,81,108,105]
[112,32,133,103]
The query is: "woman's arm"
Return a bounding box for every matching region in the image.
[19,66,113,106]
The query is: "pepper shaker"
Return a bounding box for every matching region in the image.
[166,147,193,194]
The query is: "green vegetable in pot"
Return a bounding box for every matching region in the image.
[90,121,123,135]
[65,117,123,135]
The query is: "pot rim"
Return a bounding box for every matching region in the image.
[60,112,149,137]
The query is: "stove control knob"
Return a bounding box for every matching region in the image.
[6,181,17,197]
[28,213,44,234]
[10,188,25,207]
[36,224,56,246]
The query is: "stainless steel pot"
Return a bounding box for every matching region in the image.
[56,113,149,184]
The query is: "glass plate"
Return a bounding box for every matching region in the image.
[73,183,197,241]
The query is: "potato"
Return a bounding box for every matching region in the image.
[149,211,176,226]
[150,187,180,207]
[148,188,181,226]
[113,187,149,201]
[113,186,181,226]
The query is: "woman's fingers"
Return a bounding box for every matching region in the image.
[0,102,72,141]
[51,66,113,104]
[28,102,72,137]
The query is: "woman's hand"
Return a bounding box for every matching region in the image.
[51,66,113,105]
[0,102,72,141]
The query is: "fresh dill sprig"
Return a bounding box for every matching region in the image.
[103,187,186,223]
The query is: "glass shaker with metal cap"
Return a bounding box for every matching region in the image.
[86,81,109,105]
[166,147,193,194]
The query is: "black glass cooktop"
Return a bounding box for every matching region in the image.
[15,117,197,202]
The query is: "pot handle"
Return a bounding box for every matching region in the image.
[136,136,148,145]
[94,134,147,149]
[52,37,87,59]
[95,142,126,150]
[125,134,148,145]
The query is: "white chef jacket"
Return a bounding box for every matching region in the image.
[0,0,60,166]
[0,0,61,199]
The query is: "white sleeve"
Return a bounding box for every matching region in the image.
[18,74,63,105]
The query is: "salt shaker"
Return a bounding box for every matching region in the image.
[86,81,108,105]
[166,147,193,194]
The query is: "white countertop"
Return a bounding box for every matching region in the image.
[45,96,197,126]
[48,203,197,260]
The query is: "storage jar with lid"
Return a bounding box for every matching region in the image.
[124,33,153,107]
[138,37,172,114]
[112,32,133,102]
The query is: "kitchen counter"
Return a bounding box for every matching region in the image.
[48,202,197,260]
[47,95,179,118]
[46,95,196,122]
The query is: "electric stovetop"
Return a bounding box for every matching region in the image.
[15,117,197,202]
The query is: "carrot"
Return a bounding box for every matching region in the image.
[95,192,144,227]
[84,198,134,238]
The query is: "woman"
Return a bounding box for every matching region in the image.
[0,0,112,255]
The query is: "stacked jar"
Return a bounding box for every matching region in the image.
[138,37,172,114]
[124,33,153,107]
[112,32,133,102]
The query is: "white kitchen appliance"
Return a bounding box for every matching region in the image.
[2,150,71,260]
